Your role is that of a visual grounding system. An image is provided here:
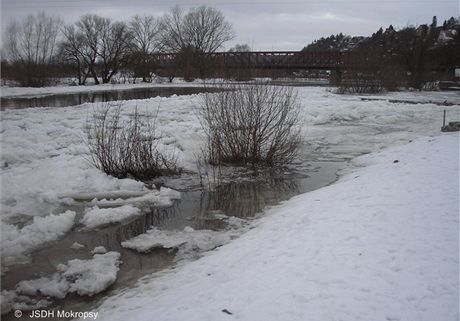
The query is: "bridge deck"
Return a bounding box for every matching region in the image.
[150,51,344,70]
[147,50,453,72]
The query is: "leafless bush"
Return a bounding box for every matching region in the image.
[197,83,302,168]
[86,103,181,180]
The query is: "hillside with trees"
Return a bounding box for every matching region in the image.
[302,33,365,52]
[303,17,460,90]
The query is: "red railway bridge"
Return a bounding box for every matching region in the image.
[153,51,345,69]
[146,50,455,80]
[150,51,345,71]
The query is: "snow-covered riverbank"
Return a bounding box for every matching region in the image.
[93,133,459,321]
[1,86,458,318]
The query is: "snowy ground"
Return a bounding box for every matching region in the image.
[0,86,459,318]
[93,134,459,321]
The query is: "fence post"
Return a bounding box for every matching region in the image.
[443,109,446,127]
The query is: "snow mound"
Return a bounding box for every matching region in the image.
[1,211,76,266]
[80,205,141,229]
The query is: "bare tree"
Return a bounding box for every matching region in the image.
[160,6,235,79]
[160,6,187,53]
[98,20,131,83]
[73,14,105,84]
[4,11,62,86]
[183,6,235,53]
[161,5,235,52]
[129,15,163,82]
[59,25,90,85]
[60,14,131,85]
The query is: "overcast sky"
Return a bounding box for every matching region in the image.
[1,0,459,50]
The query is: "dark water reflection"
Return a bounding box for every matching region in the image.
[0,86,221,110]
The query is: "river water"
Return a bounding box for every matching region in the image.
[0,87,222,110]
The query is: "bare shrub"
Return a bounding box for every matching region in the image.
[86,103,180,180]
[197,83,302,168]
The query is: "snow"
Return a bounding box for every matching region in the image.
[2,251,121,313]
[16,274,69,299]
[80,205,141,229]
[57,251,121,296]
[122,228,188,251]
[159,186,182,200]
[1,289,50,315]
[438,29,455,43]
[70,242,85,250]
[13,252,121,300]
[91,246,107,254]
[1,211,76,266]
[93,134,459,321]
[88,189,178,208]
[121,226,240,256]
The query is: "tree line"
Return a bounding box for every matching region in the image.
[2,6,235,87]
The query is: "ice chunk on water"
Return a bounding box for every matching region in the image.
[1,211,76,267]
[91,246,107,254]
[57,252,122,296]
[80,205,141,229]
[90,189,177,208]
[121,226,240,256]
[8,251,122,313]
[1,289,51,314]
[121,228,188,252]
[159,187,181,200]
[70,242,85,250]
[16,274,69,299]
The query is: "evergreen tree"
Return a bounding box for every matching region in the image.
[431,16,437,28]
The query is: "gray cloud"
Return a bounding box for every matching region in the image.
[2,0,459,50]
